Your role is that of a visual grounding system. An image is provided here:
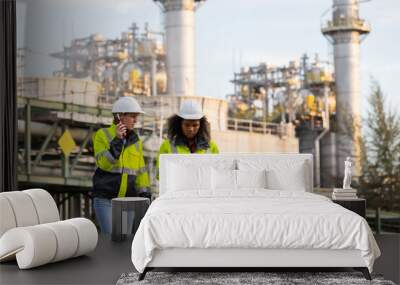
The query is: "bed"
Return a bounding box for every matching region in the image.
[131,153,380,280]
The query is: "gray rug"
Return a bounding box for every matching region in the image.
[116,271,396,285]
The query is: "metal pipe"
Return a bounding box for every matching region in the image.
[70,126,93,172]
[33,121,58,170]
[25,102,32,175]
[61,125,70,179]
[151,56,157,96]
[323,84,330,130]
[314,128,330,187]
[18,120,90,142]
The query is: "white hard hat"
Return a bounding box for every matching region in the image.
[177,100,204,120]
[112,96,144,114]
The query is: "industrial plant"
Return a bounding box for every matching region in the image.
[16,0,369,220]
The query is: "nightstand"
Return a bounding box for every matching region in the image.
[332,198,366,218]
[111,197,150,242]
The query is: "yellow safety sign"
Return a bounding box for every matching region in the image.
[58,130,76,157]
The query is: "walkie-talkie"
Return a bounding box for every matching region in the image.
[115,114,121,125]
[116,114,127,143]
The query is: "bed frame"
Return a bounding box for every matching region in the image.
[139,154,372,281]
[139,248,371,280]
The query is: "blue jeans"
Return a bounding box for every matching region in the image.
[93,197,135,235]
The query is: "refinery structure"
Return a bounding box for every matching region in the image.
[17,0,369,219]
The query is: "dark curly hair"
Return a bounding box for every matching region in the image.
[167,115,211,142]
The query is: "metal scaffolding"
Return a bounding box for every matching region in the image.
[50,23,167,101]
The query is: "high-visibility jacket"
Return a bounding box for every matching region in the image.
[156,136,219,178]
[92,124,150,199]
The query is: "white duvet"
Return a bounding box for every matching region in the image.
[131,190,380,273]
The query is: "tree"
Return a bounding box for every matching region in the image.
[359,82,400,212]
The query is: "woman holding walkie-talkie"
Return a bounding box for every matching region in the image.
[92,96,151,234]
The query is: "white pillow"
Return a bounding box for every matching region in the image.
[266,162,307,191]
[236,169,267,189]
[167,163,212,192]
[212,168,237,190]
[238,159,310,192]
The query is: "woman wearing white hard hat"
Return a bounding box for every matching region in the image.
[92,96,151,234]
[156,100,219,176]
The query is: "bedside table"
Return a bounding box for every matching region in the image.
[332,198,366,218]
[111,197,150,242]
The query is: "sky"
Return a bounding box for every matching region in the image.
[17,0,400,115]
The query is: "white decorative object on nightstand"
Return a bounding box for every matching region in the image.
[332,157,358,200]
[332,188,358,200]
[343,157,353,190]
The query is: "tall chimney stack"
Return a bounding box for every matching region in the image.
[322,0,370,181]
[155,0,205,97]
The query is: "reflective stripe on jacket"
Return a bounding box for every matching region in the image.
[92,124,150,198]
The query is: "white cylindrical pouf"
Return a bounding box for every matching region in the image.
[0,196,17,237]
[0,226,57,269]
[65,218,98,257]
[1,192,39,227]
[23,189,60,223]
[42,221,79,262]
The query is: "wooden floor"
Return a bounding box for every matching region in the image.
[0,234,398,285]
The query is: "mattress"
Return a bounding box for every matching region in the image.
[131,190,380,273]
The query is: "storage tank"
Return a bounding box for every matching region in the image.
[20,77,101,107]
